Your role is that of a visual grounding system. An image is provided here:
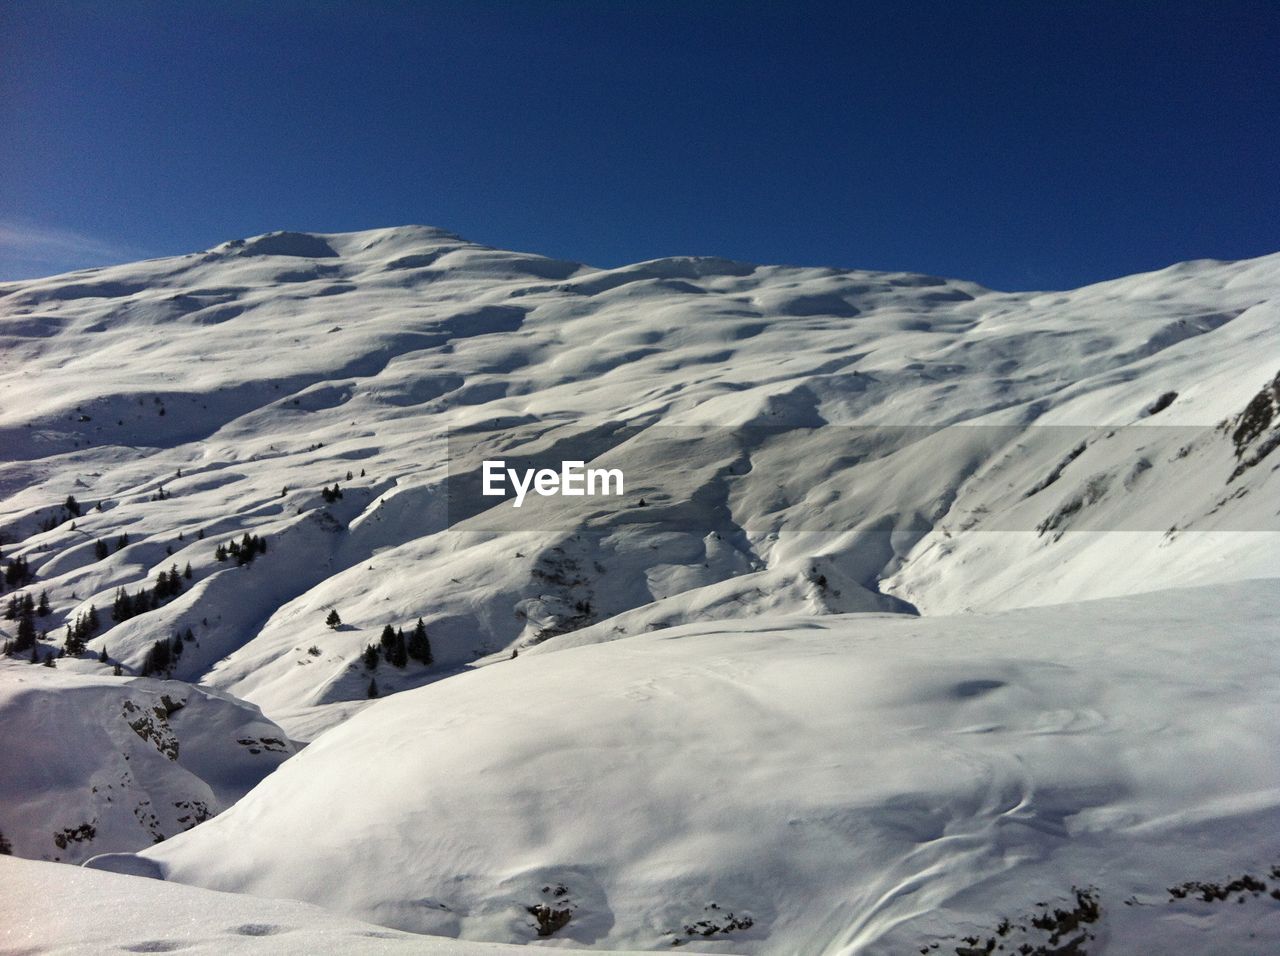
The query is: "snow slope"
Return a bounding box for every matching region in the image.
[1,856,685,955]
[1,227,1277,734]
[86,580,1280,954]
[2,229,1280,952]
[0,661,294,864]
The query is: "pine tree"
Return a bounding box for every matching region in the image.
[22,593,35,615]
[215,543,227,562]
[408,618,433,665]
[4,555,30,587]
[64,495,81,517]
[36,591,50,616]
[362,644,379,670]
[367,677,379,698]
[98,646,108,664]
[95,538,109,560]
[183,562,192,580]
[87,605,100,632]
[390,628,408,668]
[380,624,397,654]
[116,533,129,552]
[15,607,37,653]
[4,595,18,620]
[65,616,87,656]
[141,638,171,676]
[326,609,342,629]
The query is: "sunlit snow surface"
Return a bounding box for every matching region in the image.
[2,856,677,954]
[81,581,1280,953]
[1,228,1279,952]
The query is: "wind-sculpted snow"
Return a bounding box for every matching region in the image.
[2,227,1280,951]
[1,227,1277,729]
[88,582,1280,953]
[4,856,683,955]
[0,663,294,864]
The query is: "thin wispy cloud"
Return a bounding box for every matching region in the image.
[0,219,152,280]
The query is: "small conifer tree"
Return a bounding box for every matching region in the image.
[408,618,433,666]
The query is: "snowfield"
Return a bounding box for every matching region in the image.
[2,856,679,955]
[84,581,1280,954]
[1,226,1279,952]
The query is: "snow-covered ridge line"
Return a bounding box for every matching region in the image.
[0,226,1276,724]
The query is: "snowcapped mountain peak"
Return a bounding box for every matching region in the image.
[2,232,1279,953]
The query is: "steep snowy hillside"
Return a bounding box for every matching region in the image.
[87,581,1280,954]
[0,662,293,863]
[1,227,1277,735]
[4,229,1280,953]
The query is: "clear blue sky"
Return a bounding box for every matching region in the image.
[2,0,1277,289]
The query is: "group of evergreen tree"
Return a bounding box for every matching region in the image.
[111,565,185,623]
[64,605,101,656]
[4,594,39,655]
[321,483,344,503]
[380,624,409,668]
[141,637,173,676]
[363,618,433,671]
[4,592,33,620]
[95,539,109,560]
[214,533,267,566]
[4,555,32,588]
[141,628,195,676]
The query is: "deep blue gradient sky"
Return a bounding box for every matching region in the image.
[2,1,1277,289]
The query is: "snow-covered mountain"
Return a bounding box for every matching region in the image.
[0,664,294,863]
[2,227,1276,726]
[1,227,1278,953]
[86,581,1280,955]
